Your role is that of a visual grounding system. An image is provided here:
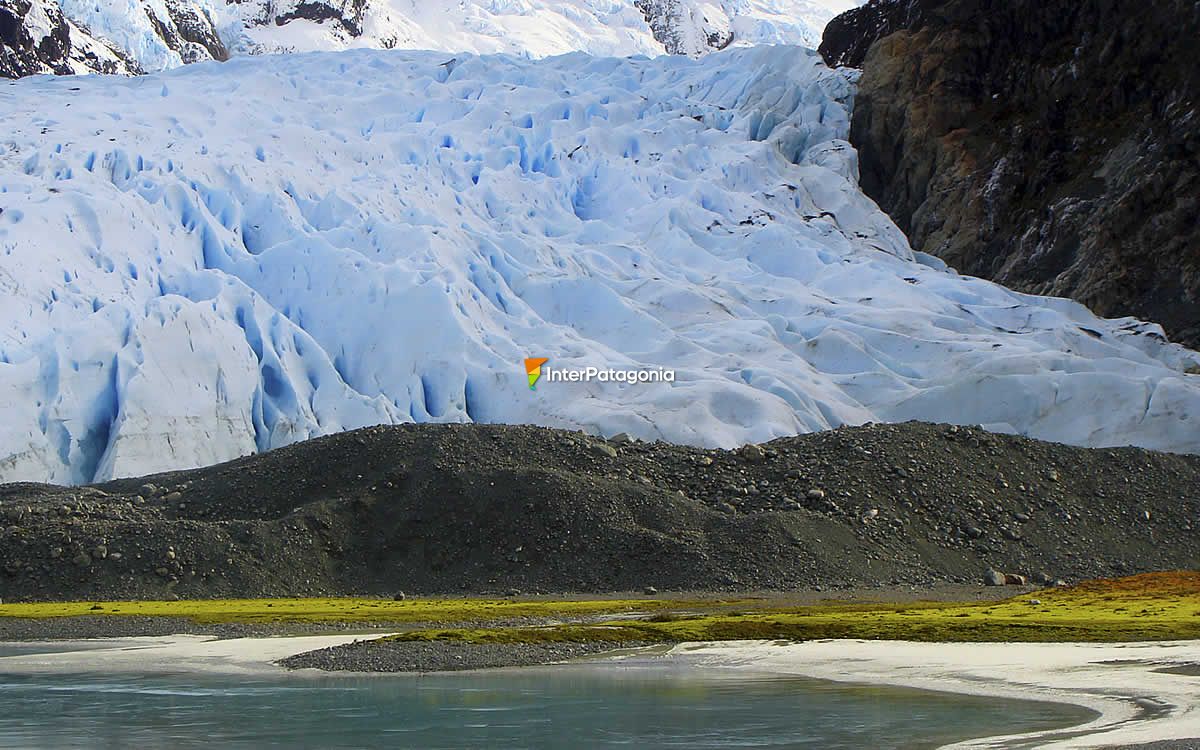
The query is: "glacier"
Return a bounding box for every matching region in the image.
[1,46,1198,484]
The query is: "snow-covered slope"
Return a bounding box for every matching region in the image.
[1,46,1198,484]
[4,1,861,80]
[225,0,861,58]
[631,0,859,55]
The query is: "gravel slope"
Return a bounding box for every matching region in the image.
[1,422,1197,602]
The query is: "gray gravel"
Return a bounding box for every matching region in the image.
[4,422,1199,602]
[279,638,654,673]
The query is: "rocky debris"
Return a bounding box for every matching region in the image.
[0,421,1197,602]
[821,0,1200,347]
[984,568,1036,586]
[280,639,653,674]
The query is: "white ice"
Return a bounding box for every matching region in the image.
[1,47,1197,484]
[116,1,862,63]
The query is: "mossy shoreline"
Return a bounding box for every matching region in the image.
[2,572,1197,646]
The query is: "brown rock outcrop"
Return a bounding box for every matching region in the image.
[823,0,1200,347]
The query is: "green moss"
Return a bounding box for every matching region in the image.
[382,572,1200,646]
[0,597,693,625]
[3,572,1196,645]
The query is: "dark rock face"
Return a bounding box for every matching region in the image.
[1,0,223,79]
[823,0,1200,348]
[818,0,923,69]
[1,0,78,77]
[162,0,230,63]
[273,0,369,37]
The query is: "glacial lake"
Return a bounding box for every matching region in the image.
[0,661,1093,749]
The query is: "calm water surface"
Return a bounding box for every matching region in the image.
[0,657,1092,749]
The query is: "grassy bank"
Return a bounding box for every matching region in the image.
[2,572,1196,644]
[0,597,692,625]
[385,572,1200,645]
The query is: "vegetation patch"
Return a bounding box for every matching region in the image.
[0,597,700,626]
[381,572,1200,646]
[3,573,1195,645]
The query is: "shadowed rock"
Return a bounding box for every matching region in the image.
[822,0,1200,347]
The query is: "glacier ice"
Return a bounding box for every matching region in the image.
[1,46,1198,484]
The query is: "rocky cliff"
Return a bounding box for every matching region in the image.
[822,0,1200,348]
[2,0,227,78]
[1,0,139,77]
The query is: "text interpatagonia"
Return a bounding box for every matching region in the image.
[543,365,675,384]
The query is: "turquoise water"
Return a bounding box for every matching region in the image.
[0,665,1091,749]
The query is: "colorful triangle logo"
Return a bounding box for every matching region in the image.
[525,357,549,390]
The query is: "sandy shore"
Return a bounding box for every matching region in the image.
[0,633,383,675]
[655,639,1200,749]
[1,635,1198,748]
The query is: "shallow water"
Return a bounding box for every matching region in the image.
[0,661,1092,749]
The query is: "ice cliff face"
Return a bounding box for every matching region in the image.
[2,47,1198,484]
[3,0,859,79]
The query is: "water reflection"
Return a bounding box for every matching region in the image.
[0,665,1092,749]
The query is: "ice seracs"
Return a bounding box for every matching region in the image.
[1,46,1198,484]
